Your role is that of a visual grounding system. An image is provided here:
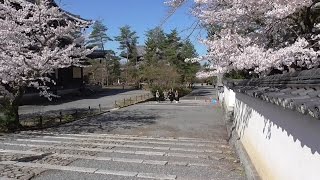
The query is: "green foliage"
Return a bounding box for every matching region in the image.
[87,20,112,50]
[106,50,121,84]
[163,29,182,65]
[84,50,121,85]
[0,102,17,132]
[140,62,180,87]
[0,114,13,132]
[143,28,200,87]
[144,27,167,64]
[178,40,200,84]
[115,25,139,63]
[63,114,74,122]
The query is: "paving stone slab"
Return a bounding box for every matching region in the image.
[142,160,168,165]
[137,173,177,180]
[95,169,138,177]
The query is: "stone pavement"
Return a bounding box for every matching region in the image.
[19,89,148,115]
[0,86,245,180]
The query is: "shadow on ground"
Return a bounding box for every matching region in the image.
[21,88,136,106]
[42,110,159,134]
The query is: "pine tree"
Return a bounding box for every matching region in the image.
[115,25,139,63]
[178,39,200,84]
[87,20,112,50]
[164,29,183,66]
[144,27,166,64]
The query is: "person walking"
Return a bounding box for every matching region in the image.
[174,90,179,103]
[155,90,160,103]
[169,89,174,103]
[163,90,168,101]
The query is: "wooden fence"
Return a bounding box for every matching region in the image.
[114,93,152,108]
[18,93,153,130]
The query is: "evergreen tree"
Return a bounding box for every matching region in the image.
[142,28,200,86]
[87,20,112,50]
[178,39,200,85]
[106,50,121,85]
[164,29,183,66]
[144,27,166,64]
[115,25,139,63]
[180,40,198,60]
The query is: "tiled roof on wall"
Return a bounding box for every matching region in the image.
[226,68,320,120]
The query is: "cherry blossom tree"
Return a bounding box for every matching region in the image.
[166,0,320,75]
[0,0,92,128]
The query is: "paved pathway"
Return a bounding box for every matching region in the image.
[19,89,148,115]
[0,86,245,180]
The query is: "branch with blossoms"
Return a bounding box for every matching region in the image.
[196,71,217,79]
[0,0,93,101]
[165,0,320,75]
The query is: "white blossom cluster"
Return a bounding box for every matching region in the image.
[166,0,320,74]
[0,0,92,99]
[184,56,204,63]
[196,70,217,79]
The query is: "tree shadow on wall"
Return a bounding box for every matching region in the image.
[236,93,320,154]
[234,99,253,139]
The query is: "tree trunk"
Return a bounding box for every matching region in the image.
[5,88,24,131]
[12,96,21,127]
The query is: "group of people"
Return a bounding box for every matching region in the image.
[155,89,179,103]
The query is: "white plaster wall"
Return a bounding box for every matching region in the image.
[223,86,235,112]
[229,91,320,180]
[218,91,224,104]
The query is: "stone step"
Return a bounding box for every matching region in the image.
[19,132,223,144]
[14,138,220,154]
[32,170,152,180]
[0,161,177,180]
[0,142,221,160]
[37,136,218,148]
[0,143,231,167]
[0,150,242,180]
[68,157,235,180]
[96,151,227,165]
[0,149,213,168]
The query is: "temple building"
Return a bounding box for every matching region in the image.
[21,0,106,96]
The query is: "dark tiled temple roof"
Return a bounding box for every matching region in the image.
[86,50,114,59]
[226,68,320,119]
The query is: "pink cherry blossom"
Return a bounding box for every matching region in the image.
[166,0,319,74]
[0,0,92,100]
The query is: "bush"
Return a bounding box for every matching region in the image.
[0,103,18,132]
[0,113,14,132]
[176,87,192,97]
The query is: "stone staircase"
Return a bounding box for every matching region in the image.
[0,132,244,180]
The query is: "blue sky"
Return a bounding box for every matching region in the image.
[57,0,207,56]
